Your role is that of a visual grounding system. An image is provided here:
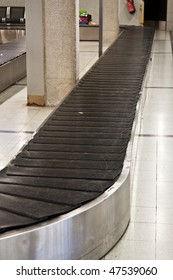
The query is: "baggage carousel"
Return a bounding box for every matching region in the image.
[0,29,26,93]
[0,26,154,259]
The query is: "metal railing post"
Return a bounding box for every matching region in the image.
[99,0,103,57]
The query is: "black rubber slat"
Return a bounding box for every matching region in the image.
[27,143,127,154]
[43,125,131,133]
[59,103,136,114]
[55,111,135,118]
[6,165,123,180]
[0,210,36,232]
[33,136,129,146]
[46,120,132,128]
[71,93,140,100]
[49,116,134,124]
[14,157,123,170]
[0,194,72,219]
[19,150,126,161]
[0,174,112,192]
[0,183,99,206]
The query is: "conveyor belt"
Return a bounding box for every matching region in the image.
[0,35,26,93]
[0,36,25,65]
[0,26,154,234]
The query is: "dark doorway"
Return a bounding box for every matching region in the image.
[144,0,167,29]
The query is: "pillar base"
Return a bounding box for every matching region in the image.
[27,95,45,106]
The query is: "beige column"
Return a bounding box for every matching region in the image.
[26,0,79,106]
[103,0,119,45]
[167,0,173,31]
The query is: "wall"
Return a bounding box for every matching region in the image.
[119,0,142,26]
[103,0,119,44]
[79,0,119,45]
[119,0,173,31]
[79,0,99,24]
[167,0,173,30]
[0,0,25,6]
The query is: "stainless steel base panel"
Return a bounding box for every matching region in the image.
[0,167,130,260]
[0,53,26,93]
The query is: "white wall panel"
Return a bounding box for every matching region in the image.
[0,0,25,6]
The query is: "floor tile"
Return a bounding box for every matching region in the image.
[154,31,170,41]
[131,206,156,223]
[157,182,173,207]
[147,54,173,88]
[134,160,156,173]
[136,149,157,162]
[131,187,156,208]
[122,222,155,242]
[132,180,156,193]
[133,168,156,182]
[157,171,173,184]
[156,241,173,260]
[158,138,173,153]
[137,137,157,151]
[157,207,173,225]
[152,40,172,53]
[105,240,155,260]
[157,224,173,242]
[79,51,97,71]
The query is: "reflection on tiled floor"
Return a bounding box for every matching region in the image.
[79,41,109,79]
[0,88,54,169]
[104,30,173,260]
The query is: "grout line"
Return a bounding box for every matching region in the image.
[152,52,172,54]
[151,52,172,55]
[0,130,34,134]
[154,40,171,42]
[169,31,173,53]
[146,86,173,89]
[15,83,27,86]
[136,134,173,138]
[155,131,159,260]
[80,50,99,53]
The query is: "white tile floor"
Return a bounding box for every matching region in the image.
[104,30,173,260]
[79,41,109,79]
[1,31,173,260]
